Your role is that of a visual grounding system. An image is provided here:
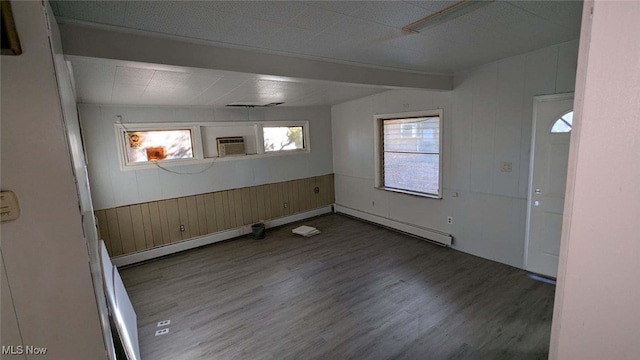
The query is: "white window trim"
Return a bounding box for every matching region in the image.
[114,123,204,171]
[114,121,310,171]
[258,120,311,155]
[374,109,443,199]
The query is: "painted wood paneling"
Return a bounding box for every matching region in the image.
[116,207,135,254]
[139,203,155,249]
[105,208,123,256]
[196,195,208,236]
[203,193,217,234]
[95,210,111,254]
[331,41,579,269]
[164,199,182,243]
[129,204,146,251]
[95,175,335,256]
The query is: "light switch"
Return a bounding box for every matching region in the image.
[0,191,20,222]
[501,161,513,173]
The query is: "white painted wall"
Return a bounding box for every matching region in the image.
[551,1,640,358]
[332,40,579,268]
[79,105,333,210]
[48,4,116,357]
[0,1,107,358]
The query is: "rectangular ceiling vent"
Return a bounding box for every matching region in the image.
[217,137,246,157]
[402,0,494,33]
[226,102,284,108]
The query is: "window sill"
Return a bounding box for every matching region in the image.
[375,186,442,199]
[120,150,310,171]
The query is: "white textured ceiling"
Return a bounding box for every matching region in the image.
[68,56,391,107]
[53,1,583,107]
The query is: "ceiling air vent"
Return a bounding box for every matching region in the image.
[226,102,284,108]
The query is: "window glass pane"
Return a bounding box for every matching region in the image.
[383,117,439,153]
[264,126,304,152]
[562,111,573,125]
[551,111,573,133]
[384,153,439,195]
[382,115,440,195]
[125,130,193,163]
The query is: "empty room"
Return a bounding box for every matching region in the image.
[1,1,639,360]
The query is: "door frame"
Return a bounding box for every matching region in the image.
[524,92,575,273]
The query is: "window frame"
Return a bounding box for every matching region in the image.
[374,109,444,199]
[258,120,311,155]
[114,120,310,171]
[115,123,205,171]
[550,110,574,134]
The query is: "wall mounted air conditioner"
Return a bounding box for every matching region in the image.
[217,137,246,157]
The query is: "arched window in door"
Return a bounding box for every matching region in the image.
[551,111,573,133]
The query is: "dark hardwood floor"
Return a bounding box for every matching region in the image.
[120,213,555,360]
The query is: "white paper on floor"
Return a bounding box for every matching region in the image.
[292,225,321,237]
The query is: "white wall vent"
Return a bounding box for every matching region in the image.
[217,137,246,157]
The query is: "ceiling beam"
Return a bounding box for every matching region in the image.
[57,23,452,91]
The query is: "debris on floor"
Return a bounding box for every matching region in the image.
[292,225,320,237]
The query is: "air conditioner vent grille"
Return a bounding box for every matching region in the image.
[217,137,246,157]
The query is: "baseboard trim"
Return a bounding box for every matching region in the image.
[334,204,452,247]
[111,206,333,267]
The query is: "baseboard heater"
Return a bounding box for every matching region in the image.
[333,204,453,247]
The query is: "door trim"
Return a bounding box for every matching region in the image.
[524,93,574,272]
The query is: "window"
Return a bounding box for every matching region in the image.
[115,123,203,170]
[124,129,193,163]
[376,110,442,198]
[551,111,573,133]
[115,120,309,171]
[262,124,308,153]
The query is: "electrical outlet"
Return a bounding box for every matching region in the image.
[447,216,453,225]
[501,161,513,173]
[179,225,185,232]
[155,328,169,336]
[283,202,288,208]
[157,320,170,327]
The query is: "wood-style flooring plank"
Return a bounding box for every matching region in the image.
[121,214,555,360]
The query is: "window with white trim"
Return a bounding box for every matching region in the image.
[263,125,306,152]
[124,129,194,163]
[115,123,203,170]
[115,120,309,171]
[376,110,443,198]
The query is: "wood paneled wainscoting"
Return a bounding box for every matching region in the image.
[94,174,334,259]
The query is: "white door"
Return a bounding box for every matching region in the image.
[525,94,574,278]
